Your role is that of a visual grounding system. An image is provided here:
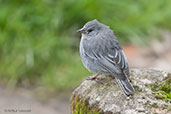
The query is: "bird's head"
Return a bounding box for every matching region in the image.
[77,19,109,37]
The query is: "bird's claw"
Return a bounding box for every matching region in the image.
[86,76,97,80]
[86,76,104,84]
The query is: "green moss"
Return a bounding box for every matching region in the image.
[70,94,102,114]
[152,73,171,101]
[134,85,142,93]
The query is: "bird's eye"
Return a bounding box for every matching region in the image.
[87,29,93,33]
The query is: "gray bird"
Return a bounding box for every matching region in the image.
[77,19,135,96]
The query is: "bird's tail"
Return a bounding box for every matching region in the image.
[116,78,135,96]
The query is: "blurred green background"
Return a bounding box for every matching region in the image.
[0,0,171,92]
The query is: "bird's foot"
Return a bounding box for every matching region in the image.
[86,74,104,84]
[86,74,100,80]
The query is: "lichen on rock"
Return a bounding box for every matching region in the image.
[152,73,171,101]
[70,68,171,114]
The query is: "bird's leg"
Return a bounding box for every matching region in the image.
[87,74,100,80]
[92,74,100,79]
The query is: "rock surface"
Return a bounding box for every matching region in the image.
[70,68,171,114]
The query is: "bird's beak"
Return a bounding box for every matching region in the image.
[77,28,85,33]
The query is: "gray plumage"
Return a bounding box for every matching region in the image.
[78,19,134,96]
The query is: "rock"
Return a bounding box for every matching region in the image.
[70,68,171,114]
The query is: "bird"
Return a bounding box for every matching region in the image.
[77,19,135,96]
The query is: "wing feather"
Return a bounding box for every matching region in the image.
[82,32,130,79]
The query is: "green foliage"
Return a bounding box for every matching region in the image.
[152,74,171,101]
[0,0,171,91]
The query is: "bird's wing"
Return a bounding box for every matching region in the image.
[82,34,129,80]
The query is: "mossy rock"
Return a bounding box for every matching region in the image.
[70,68,171,114]
[71,94,102,114]
[152,73,171,101]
